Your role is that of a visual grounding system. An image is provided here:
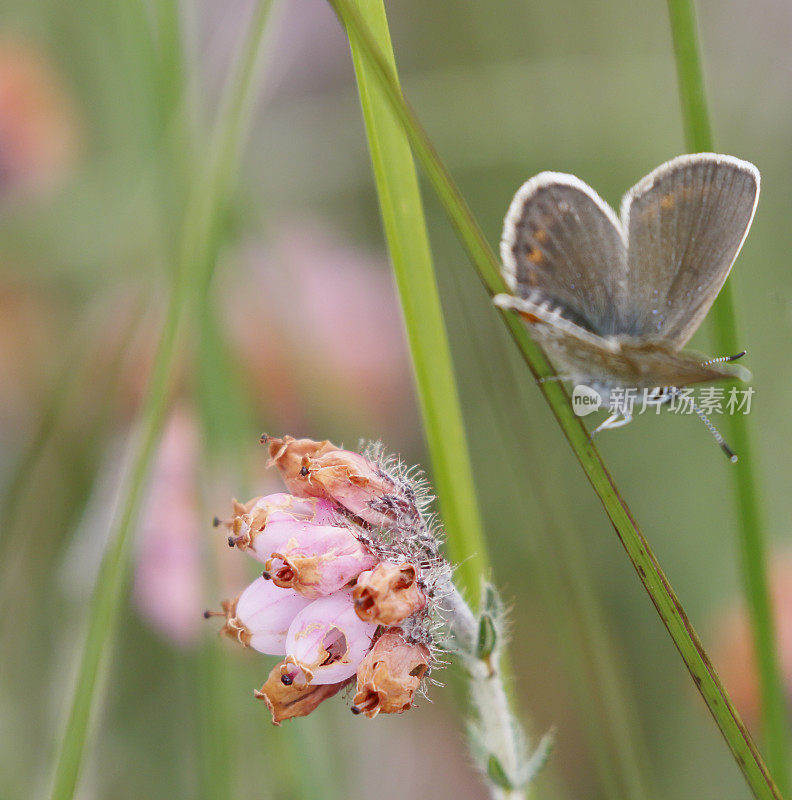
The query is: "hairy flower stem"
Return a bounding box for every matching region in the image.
[444,584,536,800]
[473,670,525,800]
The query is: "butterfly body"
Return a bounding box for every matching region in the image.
[500,290,750,408]
[497,153,759,414]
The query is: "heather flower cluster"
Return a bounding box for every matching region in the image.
[209,435,450,724]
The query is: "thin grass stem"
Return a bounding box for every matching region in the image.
[46,5,274,797]
[666,2,792,795]
[345,0,490,605]
[341,2,534,795]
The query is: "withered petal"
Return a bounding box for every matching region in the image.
[352,562,426,625]
[353,632,430,718]
[255,662,349,724]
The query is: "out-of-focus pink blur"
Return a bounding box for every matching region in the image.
[133,407,204,647]
[224,221,413,433]
[0,39,79,198]
[713,553,792,726]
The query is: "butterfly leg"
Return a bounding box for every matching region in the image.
[592,412,633,435]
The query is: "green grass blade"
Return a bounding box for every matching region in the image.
[325,2,782,797]
[48,248,190,800]
[666,1,792,794]
[47,5,274,798]
[666,0,713,152]
[342,4,533,793]
[343,0,490,604]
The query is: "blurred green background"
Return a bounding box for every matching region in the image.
[1,0,790,798]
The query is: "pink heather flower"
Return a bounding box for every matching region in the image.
[264,437,336,497]
[266,523,375,599]
[220,576,312,655]
[281,593,378,686]
[303,450,398,528]
[211,435,446,723]
[266,435,415,529]
[222,492,337,562]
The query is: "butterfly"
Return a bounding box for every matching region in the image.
[494,153,759,459]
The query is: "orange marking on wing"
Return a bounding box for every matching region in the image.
[527,247,543,264]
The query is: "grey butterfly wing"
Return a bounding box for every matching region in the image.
[494,293,750,388]
[494,293,632,386]
[620,153,759,347]
[501,173,628,336]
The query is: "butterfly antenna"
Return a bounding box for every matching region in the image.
[670,388,738,462]
[702,350,747,366]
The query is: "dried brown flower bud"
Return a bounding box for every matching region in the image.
[352,562,426,625]
[265,436,336,497]
[266,435,408,528]
[254,661,349,725]
[352,632,430,718]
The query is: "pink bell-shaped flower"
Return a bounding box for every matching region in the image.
[220,576,312,655]
[223,492,337,563]
[265,524,375,599]
[281,593,378,686]
[254,661,348,725]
